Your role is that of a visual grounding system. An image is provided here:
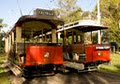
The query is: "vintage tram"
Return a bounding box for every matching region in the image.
[4,9,64,76]
[57,20,110,71]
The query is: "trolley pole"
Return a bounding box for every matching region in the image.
[97,0,101,44]
[0,26,2,53]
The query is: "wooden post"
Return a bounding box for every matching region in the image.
[16,27,22,43]
[5,37,9,53]
[91,31,92,44]
[45,33,47,42]
[81,32,84,43]
[64,30,68,45]
[58,32,61,43]
[76,33,78,43]
[72,30,74,44]
[8,34,12,52]
[5,36,9,62]
[42,29,44,42]
[52,29,56,43]
[11,32,14,44]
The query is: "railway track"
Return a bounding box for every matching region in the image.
[9,71,120,84]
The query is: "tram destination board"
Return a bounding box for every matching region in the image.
[34,8,55,16]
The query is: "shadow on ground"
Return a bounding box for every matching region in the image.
[22,72,89,84]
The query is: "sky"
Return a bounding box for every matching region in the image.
[0,0,97,32]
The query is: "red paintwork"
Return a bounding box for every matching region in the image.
[24,45,65,66]
[85,45,110,63]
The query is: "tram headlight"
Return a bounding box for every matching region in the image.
[44,52,50,58]
[98,52,102,56]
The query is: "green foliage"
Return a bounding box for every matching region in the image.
[58,0,78,11]
[81,11,93,20]
[0,19,7,27]
[0,18,6,53]
[0,19,3,23]
[55,0,82,23]
[0,33,4,53]
[95,0,120,44]
[0,54,10,84]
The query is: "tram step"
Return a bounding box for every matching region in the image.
[65,61,84,70]
[9,65,22,76]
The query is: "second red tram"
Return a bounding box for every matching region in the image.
[57,20,110,71]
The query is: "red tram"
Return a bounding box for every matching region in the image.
[4,9,64,76]
[57,20,110,71]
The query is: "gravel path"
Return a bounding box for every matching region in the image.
[9,71,120,84]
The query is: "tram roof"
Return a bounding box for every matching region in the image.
[14,15,64,28]
[5,13,64,38]
[58,20,108,32]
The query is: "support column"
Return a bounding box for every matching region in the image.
[64,30,67,45]
[5,36,9,62]
[91,31,93,44]
[81,32,84,43]
[8,34,11,52]
[45,34,47,42]
[52,29,56,43]
[72,30,74,44]
[76,34,78,43]
[5,37,9,53]
[58,32,61,43]
[97,0,101,44]
[11,32,14,44]
[16,27,22,43]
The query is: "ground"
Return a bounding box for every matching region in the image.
[10,71,120,84]
[1,53,120,84]
[0,54,10,84]
[99,53,120,73]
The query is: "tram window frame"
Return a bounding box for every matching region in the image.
[65,30,83,45]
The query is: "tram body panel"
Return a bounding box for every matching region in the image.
[24,45,64,66]
[85,44,110,63]
[64,44,110,70]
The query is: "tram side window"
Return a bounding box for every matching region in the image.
[58,34,63,44]
[73,31,83,44]
[67,34,82,44]
[74,35,76,43]
[78,35,81,43]
[68,36,72,44]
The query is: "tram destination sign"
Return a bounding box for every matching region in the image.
[34,9,55,16]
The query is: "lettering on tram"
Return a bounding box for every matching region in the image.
[34,9,55,16]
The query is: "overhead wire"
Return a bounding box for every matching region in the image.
[17,0,23,16]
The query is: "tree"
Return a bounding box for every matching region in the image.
[54,0,82,23]
[81,11,95,20]
[93,0,120,44]
[0,19,7,53]
[101,0,120,43]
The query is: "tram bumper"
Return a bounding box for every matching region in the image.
[64,61,84,70]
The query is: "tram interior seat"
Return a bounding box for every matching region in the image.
[64,52,86,63]
[64,43,86,63]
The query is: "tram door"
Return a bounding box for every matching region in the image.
[60,29,86,63]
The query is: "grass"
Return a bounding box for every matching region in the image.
[0,54,10,84]
[99,53,120,74]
